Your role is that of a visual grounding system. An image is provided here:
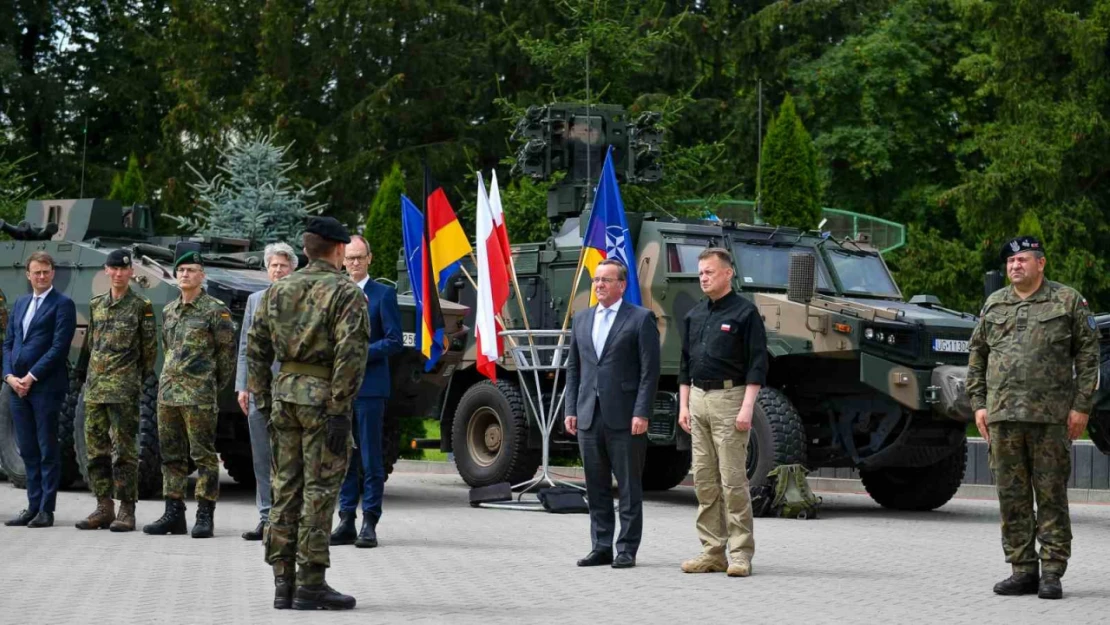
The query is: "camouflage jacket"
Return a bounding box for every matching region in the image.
[78,288,157,403]
[246,258,370,415]
[159,290,236,406]
[967,280,1100,425]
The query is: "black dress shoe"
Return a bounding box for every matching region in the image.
[354,517,378,549]
[993,572,1039,596]
[27,512,54,528]
[4,509,36,527]
[242,521,265,541]
[612,552,636,569]
[576,550,613,567]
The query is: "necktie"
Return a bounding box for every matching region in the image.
[23,296,40,336]
[594,307,613,359]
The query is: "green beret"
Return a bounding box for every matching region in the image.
[175,250,204,270]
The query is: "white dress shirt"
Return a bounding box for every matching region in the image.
[592,297,622,359]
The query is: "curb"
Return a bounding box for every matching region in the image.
[395,460,1110,505]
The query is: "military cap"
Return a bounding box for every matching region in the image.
[105,249,132,268]
[174,250,204,271]
[304,216,351,244]
[1000,236,1044,262]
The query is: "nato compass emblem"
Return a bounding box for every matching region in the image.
[605,225,632,266]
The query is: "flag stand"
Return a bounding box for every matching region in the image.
[475,328,583,511]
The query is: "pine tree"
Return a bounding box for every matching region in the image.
[759,94,822,230]
[173,131,328,250]
[365,162,406,280]
[108,153,148,206]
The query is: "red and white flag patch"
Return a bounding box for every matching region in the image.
[720,323,731,332]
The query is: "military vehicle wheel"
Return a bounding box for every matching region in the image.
[642,447,691,491]
[748,388,807,512]
[222,452,256,487]
[860,442,967,511]
[452,380,539,488]
[382,411,401,483]
[57,363,82,489]
[137,375,163,499]
[0,384,27,488]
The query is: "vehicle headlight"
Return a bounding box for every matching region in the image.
[887,333,896,345]
[864,328,874,340]
[876,331,885,342]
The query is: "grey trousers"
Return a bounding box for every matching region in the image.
[247,397,272,522]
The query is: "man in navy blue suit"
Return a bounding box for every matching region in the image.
[4,251,78,528]
[331,235,402,549]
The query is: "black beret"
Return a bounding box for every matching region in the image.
[174,250,204,270]
[305,216,351,244]
[105,249,132,268]
[1000,236,1044,263]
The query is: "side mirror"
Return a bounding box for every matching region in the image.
[984,270,1004,300]
[788,253,816,304]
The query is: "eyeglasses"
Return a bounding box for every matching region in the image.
[345,255,368,263]
[592,277,621,284]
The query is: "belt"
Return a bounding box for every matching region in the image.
[279,362,331,379]
[691,378,743,391]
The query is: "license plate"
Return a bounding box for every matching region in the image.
[402,332,415,347]
[932,338,968,353]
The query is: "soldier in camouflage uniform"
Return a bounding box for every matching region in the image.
[248,216,369,611]
[75,249,157,532]
[142,250,236,539]
[967,236,1100,600]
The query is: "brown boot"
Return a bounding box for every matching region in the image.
[75,497,115,530]
[110,501,136,532]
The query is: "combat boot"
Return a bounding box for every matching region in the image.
[110,501,136,532]
[354,517,378,549]
[191,499,215,538]
[681,553,727,574]
[293,583,357,610]
[75,497,115,530]
[142,499,187,535]
[1038,573,1063,600]
[993,571,1039,596]
[329,510,356,545]
[273,561,295,610]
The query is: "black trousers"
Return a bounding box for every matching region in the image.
[577,401,647,556]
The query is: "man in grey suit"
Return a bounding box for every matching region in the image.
[236,242,298,540]
[565,258,660,569]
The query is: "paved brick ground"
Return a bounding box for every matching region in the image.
[1,469,1108,624]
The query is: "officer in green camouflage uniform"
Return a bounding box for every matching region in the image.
[142,250,236,539]
[248,216,369,611]
[75,249,157,532]
[967,235,1099,600]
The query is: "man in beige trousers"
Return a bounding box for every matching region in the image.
[677,248,768,577]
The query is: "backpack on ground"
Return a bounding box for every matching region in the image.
[765,464,821,520]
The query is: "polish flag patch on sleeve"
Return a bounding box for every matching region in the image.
[721,323,731,332]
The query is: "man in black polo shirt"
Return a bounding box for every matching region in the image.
[677,247,768,578]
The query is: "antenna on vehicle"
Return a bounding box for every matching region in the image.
[755,80,763,225]
[79,114,88,198]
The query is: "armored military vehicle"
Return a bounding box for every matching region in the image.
[395,102,978,511]
[0,198,467,498]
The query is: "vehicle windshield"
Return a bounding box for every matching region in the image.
[825,248,900,297]
[732,244,832,290]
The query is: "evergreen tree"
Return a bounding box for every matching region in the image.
[365,162,406,280]
[759,94,821,230]
[108,153,148,206]
[173,132,328,250]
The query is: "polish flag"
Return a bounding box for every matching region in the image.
[476,173,509,381]
[488,170,513,270]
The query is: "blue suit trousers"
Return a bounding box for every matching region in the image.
[338,397,386,522]
[11,391,64,513]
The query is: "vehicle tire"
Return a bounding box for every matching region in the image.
[748,387,807,514]
[0,385,26,488]
[451,380,539,488]
[56,363,82,489]
[137,375,163,500]
[642,447,692,491]
[382,410,401,484]
[221,452,256,488]
[860,440,967,511]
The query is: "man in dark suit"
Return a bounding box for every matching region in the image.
[332,235,403,548]
[565,258,660,569]
[3,251,78,528]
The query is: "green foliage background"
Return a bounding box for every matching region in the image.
[759,94,821,230]
[5,0,1110,311]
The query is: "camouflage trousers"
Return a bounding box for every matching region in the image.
[84,400,140,502]
[264,400,351,586]
[988,422,1072,576]
[690,385,754,563]
[157,403,220,502]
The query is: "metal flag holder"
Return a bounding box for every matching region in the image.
[476,329,584,511]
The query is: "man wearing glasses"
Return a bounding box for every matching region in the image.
[143,250,236,538]
[331,235,402,548]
